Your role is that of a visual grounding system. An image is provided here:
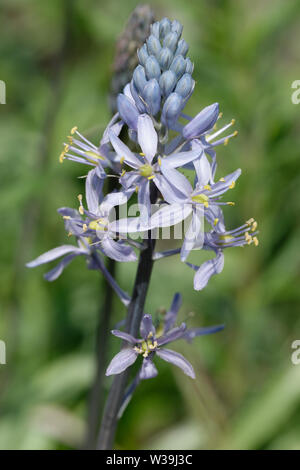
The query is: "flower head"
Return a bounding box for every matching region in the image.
[106,293,224,379]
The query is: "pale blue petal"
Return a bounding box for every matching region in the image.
[44,253,81,281]
[111,330,139,344]
[150,203,192,229]
[140,314,156,339]
[26,245,84,267]
[140,358,158,380]
[106,348,138,376]
[156,348,195,378]
[109,130,141,169]
[101,238,137,262]
[137,114,158,163]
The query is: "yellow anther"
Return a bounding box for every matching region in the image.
[77,194,83,201]
[134,346,142,354]
[148,332,153,338]
[218,112,223,119]
[191,194,209,207]
[120,156,125,165]
[213,123,217,131]
[67,136,73,143]
[251,221,257,232]
[63,216,71,220]
[246,218,254,225]
[214,218,219,226]
[79,206,84,215]
[135,186,139,193]
[148,175,155,180]
[158,157,162,166]
[59,152,65,163]
[139,164,153,178]
[233,130,238,137]
[83,224,87,232]
[253,236,259,246]
[139,152,145,156]
[203,184,212,191]
[227,201,235,206]
[219,177,225,182]
[64,144,70,152]
[224,138,229,146]
[121,169,126,177]
[245,232,253,245]
[70,126,78,135]
[67,231,72,237]
[229,181,236,189]
[231,119,236,125]
[143,351,149,358]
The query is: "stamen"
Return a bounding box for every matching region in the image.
[219,177,225,182]
[253,236,259,246]
[63,216,71,220]
[246,218,254,225]
[227,201,235,206]
[251,221,257,232]
[121,170,126,177]
[214,218,219,226]
[120,156,125,165]
[135,186,139,193]
[158,157,162,166]
[148,175,155,180]
[203,184,212,191]
[224,138,229,146]
[71,126,78,135]
[229,181,236,189]
[83,224,87,232]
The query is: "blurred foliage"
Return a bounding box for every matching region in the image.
[0,0,300,450]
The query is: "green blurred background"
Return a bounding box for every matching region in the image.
[1,0,300,450]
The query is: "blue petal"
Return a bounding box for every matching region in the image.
[156,348,195,378]
[106,348,138,376]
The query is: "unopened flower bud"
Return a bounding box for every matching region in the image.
[175,73,194,98]
[163,32,179,53]
[158,47,174,71]
[147,35,162,57]
[171,20,183,37]
[183,102,220,139]
[145,55,161,80]
[137,44,149,67]
[117,93,139,130]
[175,38,189,57]
[170,55,186,79]
[143,79,161,115]
[162,92,184,127]
[159,70,177,97]
[159,18,171,38]
[132,65,147,93]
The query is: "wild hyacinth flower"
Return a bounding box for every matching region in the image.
[186,218,259,290]
[26,167,135,304]
[109,113,200,223]
[106,293,224,379]
[149,163,242,261]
